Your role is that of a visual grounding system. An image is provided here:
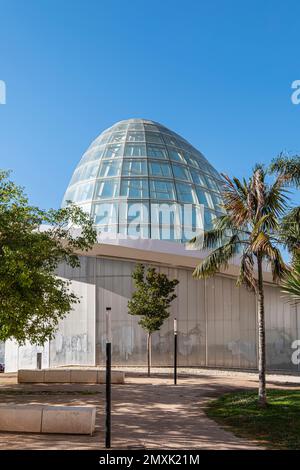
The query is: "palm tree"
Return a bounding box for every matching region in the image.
[270,155,300,301]
[190,166,288,407]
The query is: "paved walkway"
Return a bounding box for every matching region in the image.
[0,370,299,450]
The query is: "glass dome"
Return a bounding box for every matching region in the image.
[62,119,225,242]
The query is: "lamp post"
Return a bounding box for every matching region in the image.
[174,317,178,385]
[105,307,112,449]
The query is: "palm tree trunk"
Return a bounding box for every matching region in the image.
[257,254,267,407]
[147,332,152,377]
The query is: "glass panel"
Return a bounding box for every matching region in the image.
[204,209,214,230]
[149,161,172,177]
[108,132,126,143]
[120,179,149,198]
[172,164,191,181]
[98,160,122,178]
[62,187,76,204]
[127,224,149,237]
[163,134,178,147]
[80,146,104,165]
[151,203,182,240]
[190,169,207,186]
[210,192,225,212]
[92,202,118,225]
[144,124,159,132]
[145,132,163,144]
[168,148,186,163]
[147,145,168,159]
[124,144,146,157]
[195,156,212,172]
[176,182,196,203]
[74,182,94,202]
[208,166,221,179]
[70,162,99,185]
[181,204,204,241]
[103,144,123,159]
[127,122,144,130]
[184,153,200,169]
[195,188,211,207]
[84,162,99,180]
[95,179,119,198]
[178,139,192,152]
[218,180,226,193]
[119,202,149,224]
[122,159,148,176]
[97,132,111,145]
[127,131,145,142]
[150,179,176,200]
[112,122,128,131]
[205,175,219,191]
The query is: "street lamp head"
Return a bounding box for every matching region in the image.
[106,308,112,343]
[174,317,178,335]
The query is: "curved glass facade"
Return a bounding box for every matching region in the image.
[62,119,225,241]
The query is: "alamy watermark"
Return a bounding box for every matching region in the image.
[291,80,300,105]
[92,202,206,245]
[291,340,300,365]
[0,80,6,104]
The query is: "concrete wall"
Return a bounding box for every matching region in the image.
[5,341,49,373]
[49,279,96,367]
[5,255,300,372]
[0,342,4,364]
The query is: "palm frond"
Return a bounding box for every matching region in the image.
[220,174,249,226]
[193,235,240,279]
[264,177,289,218]
[270,153,300,188]
[237,251,256,291]
[252,213,279,236]
[264,247,288,282]
[279,207,300,257]
[281,260,300,303]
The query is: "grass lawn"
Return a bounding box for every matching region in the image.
[206,389,300,449]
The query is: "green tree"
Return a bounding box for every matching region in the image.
[190,166,288,407]
[0,171,97,345]
[128,264,179,377]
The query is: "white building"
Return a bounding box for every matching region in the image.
[5,119,300,372]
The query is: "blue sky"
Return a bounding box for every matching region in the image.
[0,0,300,209]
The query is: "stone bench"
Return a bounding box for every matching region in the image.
[0,404,96,435]
[17,368,125,384]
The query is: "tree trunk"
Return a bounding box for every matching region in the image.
[147,332,152,377]
[257,255,267,407]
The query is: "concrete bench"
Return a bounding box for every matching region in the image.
[17,368,125,384]
[0,404,96,435]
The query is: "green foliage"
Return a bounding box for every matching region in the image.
[270,153,300,188]
[206,389,300,449]
[280,208,300,301]
[0,170,97,344]
[279,207,300,260]
[128,264,179,334]
[270,155,300,301]
[281,260,300,303]
[190,165,288,290]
